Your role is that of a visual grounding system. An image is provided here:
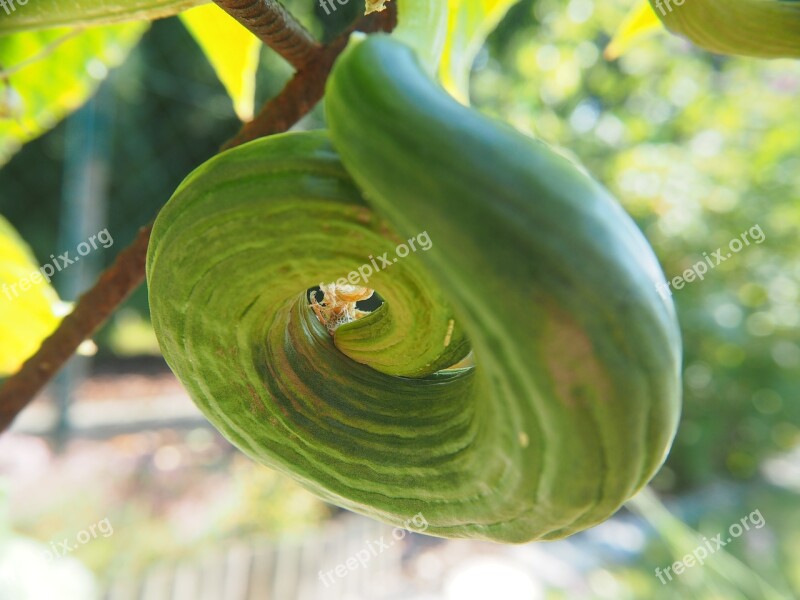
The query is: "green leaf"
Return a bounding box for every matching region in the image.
[439,0,521,103]
[382,0,522,102]
[0,22,147,167]
[0,0,205,35]
[180,3,261,121]
[605,0,664,60]
[386,0,448,76]
[0,215,65,377]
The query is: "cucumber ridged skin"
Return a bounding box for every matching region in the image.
[148,36,682,544]
[147,132,477,540]
[647,0,800,58]
[325,35,682,541]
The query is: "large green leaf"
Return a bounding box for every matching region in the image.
[439,0,521,103]
[605,0,664,60]
[391,0,449,75]
[0,22,146,167]
[0,0,205,35]
[377,0,521,102]
[180,3,261,121]
[0,215,65,377]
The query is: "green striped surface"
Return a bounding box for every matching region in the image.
[648,0,800,57]
[147,37,682,542]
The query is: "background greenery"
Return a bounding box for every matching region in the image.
[0,0,798,597]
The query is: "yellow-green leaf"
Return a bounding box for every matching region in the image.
[0,215,65,377]
[0,0,205,35]
[605,0,663,60]
[180,4,260,121]
[359,0,519,101]
[391,0,449,75]
[439,0,521,104]
[0,22,147,166]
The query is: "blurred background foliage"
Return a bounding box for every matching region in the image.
[0,0,798,596]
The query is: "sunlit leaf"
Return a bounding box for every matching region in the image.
[439,0,521,103]
[0,215,65,377]
[180,3,260,121]
[0,23,147,167]
[605,0,663,60]
[0,0,204,35]
[390,0,449,75]
[385,0,521,100]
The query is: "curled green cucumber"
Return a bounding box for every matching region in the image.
[147,35,682,543]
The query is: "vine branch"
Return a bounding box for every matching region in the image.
[222,5,397,149]
[213,0,320,69]
[0,4,398,434]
